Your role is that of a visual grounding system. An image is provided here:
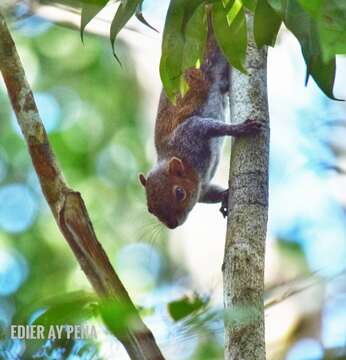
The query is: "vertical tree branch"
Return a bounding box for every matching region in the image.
[0,11,164,360]
[223,15,269,360]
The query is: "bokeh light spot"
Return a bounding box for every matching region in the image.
[0,184,37,233]
[97,144,138,186]
[16,16,51,37]
[34,93,61,133]
[322,296,346,349]
[62,105,104,152]
[0,250,28,296]
[11,93,60,135]
[35,28,98,69]
[116,243,161,292]
[0,299,15,327]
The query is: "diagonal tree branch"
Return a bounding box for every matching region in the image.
[223,14,270,360]
[0,10,164,360]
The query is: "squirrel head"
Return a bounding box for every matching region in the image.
[139,157,200,229]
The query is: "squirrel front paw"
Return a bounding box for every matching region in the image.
[232,119,263,137]
[219,189,229,218]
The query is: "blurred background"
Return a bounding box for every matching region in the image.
[0,0,345,359]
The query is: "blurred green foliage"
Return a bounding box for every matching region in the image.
[168,294,207,322]
[0,18,176,358]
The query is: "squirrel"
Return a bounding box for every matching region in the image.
[139,25,262,229]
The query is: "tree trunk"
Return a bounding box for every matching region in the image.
[223,14,269,360]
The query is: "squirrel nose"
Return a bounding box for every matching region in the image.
[167,220,178,229]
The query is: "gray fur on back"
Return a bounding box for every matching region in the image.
[165,46,229,185]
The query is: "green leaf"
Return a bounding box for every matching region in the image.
[182,4,208,70]
[298,1,346,62]
[110,0,141,62]
[212,1,247,73]
[298,0,346,59]
[298,0,322,18]
[33,303,94,329]
[277,238,305,257]
[30,292,97,331]
[226,0,240,24]
[319,1,346,61]
[160,3,185,101]
[99,299,138,337]
[282,0,338,99]
[266,0,283,14]
[254,0,282,47]
[241,0,257,12]
[135,0,159,33]
[80,0,109,42]
[168,295,207,321]
[160,0,207,100]
[135,11,159,33]
[14,291,98,326]
[269,0,346,61]
[265,0,338,99]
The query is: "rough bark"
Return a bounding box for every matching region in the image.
[223,15,269,360]
[0,11,164,360]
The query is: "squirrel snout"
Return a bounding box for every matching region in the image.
[166,219,178,229]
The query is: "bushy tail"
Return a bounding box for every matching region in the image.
[203,14,230,92]
[154,10,230,150]
[195,14,230,120]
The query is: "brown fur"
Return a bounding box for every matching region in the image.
[154,20,219,151]
[154,68,210,150]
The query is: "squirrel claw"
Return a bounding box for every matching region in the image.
[219,204,228,218]
[219,189,229,218]
[233,119,263,137]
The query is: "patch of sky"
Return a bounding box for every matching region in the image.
[286,338,323,360]
[268,33,346,277]
[141,0,170,29]
[144,309,199,360]
[322,295,346,349]
[26,170,44,198]
[15,8,52,37]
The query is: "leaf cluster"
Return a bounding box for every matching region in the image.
[75,0,345,100]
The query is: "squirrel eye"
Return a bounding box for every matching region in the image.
[174,186,186,202]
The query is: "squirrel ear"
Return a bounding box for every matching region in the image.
[168,157,185,176]
[139,173,147,187]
